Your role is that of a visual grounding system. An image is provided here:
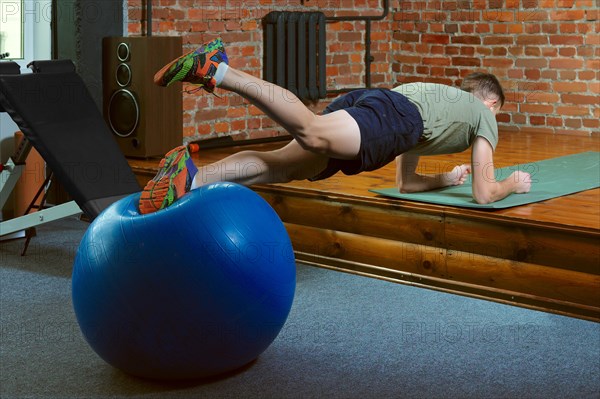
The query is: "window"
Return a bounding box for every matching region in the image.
[0,0,24,59]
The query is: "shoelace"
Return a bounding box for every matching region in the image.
[182,84,222,98]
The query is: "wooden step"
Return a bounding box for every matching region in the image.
[128,131,600,322]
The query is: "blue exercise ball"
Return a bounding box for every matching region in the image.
[72,182,296,380]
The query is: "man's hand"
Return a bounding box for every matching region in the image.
[443,164,471,187]
[396,154,473,193]
[508,170,532,194]
[471,137,533,204]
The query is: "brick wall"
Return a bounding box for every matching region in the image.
[128,0,598,142]
[393,0,599,136]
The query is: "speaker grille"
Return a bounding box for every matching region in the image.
[117,43,130,62]
[116,63,132,87]
[108,89,139,137]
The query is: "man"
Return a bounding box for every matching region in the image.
[139,38,531,215]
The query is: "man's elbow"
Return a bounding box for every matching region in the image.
[397,183,417,194]
[472,185,495,204]
[473,193,493,205]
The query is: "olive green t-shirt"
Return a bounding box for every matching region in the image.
[391,83,498,155]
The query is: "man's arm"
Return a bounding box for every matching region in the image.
[471,137,531,204]
[396,153,470,193]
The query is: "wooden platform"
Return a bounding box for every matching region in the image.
[129,131,600,322]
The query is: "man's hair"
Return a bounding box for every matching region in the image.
[460,72,505,107]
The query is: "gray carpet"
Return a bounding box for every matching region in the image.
[1,217,599,399]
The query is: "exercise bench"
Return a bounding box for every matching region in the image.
[0,60,141,246]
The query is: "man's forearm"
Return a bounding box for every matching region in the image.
[399,173,449,193]
[473,178,517,204]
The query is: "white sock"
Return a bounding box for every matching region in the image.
[190,172,200,190]
[214,63,229,86]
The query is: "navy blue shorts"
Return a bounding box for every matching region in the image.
[310,88,424,181]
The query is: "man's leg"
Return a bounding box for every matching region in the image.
[218,68,361,160]
[193,140,330,188]
[154,38,362,160]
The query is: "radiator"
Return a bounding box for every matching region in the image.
[263,11,327,102]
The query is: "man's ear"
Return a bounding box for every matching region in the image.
[483,97,500,112]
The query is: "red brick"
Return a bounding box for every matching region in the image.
[561,94,598,105]
[483,58,514,67]
[527,93,561,103]
[553,82,588,92]
[559,23,577,33]
[578,70,596,80]
[586,59,600,69]
[586,10,599,20]
[551,10,586,20]
[423,57,452,65]
[556,105,592,116]
[549,58,584,69]
[541,23,558,33]
[394,32,420,42]
[557,0,575,7]
[516,10,549,21]
[546,117,563,127]
[483,36,514,45]
[530,115,546,125]
[541,70,558,79]
[541,47,558,57]
[524,47,541,56]
[422,34,450,44]
[452,57,482,67]
[452,36,482,44]
[550,35,584,45]
[558,47,577,57]
[521,104,555,113]
[515,58,548,68]
[214,122,230,133]
[516,35,549,45]
[525,24,541,34]
[508,47,524,56]
[586,34,600,45]
[493,24,508,34]
[483,10,514,22]
[525,69,541,80]
[512,114,527,124]
[508,24,524,33]
[565,118,582,128]
[196,108,227,123]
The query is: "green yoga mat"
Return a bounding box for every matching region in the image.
[370,151,600,209]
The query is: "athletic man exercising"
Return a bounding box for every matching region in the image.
[139,38,531,215]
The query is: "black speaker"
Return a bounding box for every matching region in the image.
[103,36,183,158]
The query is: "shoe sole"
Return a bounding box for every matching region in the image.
[139,146,188,214]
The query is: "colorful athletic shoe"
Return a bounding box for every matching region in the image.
[138,146,198,215]
[153,37,229,93]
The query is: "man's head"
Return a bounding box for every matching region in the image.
[461,72,505,115]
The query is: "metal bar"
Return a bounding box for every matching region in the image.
[317,12,327,99]
[287,13,298,96]
[297,13,308,100]
[307,13,318,100]
[325,0,389,94]
[264,16,275,83]
[276,13,286,87]
[0,201,82,238]
[0,161,24,209]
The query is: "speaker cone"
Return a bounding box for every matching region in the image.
[117,43,130,62]
[108,89,139,137]
[116,63,132,87]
